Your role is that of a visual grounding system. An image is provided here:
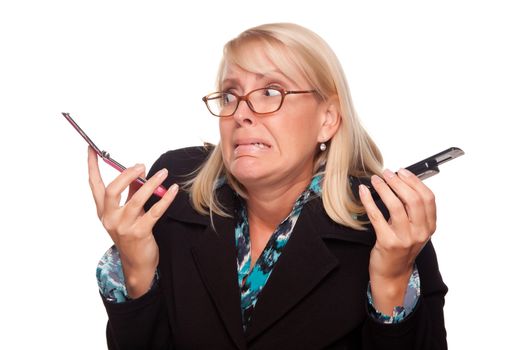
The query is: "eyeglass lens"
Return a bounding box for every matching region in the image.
[207,88,283,116]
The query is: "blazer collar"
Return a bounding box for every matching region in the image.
[167,184,247,349]
[304,197,376,246]
[165,178,375,240]
[166,183,374,346]
[190,213,246,350]
[164,180,239,226]
[243,198,374,341]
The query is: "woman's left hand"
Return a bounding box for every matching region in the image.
[358,168,436,315]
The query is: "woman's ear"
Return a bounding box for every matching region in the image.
[317,96,341,143]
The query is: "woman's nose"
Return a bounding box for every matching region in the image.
[232,99,256,126]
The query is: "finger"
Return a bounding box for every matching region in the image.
[87,146,105,218]
[358,183,391,242]
[139,183,180,229]
[381,169,427,228]
[104,163,146,214]
[126,169,146,204]
[398,168,437,233]
[124,168,169,219]
[370,174,413,229]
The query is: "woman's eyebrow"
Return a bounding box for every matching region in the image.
[260,70,300,86]
[221,71,299,88]
[221,78,241,88]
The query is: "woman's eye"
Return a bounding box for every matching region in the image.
[263,88,281,97]
[222,93,235,104]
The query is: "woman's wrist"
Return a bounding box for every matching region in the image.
[121,264,158,299]
[369,267,413,316]
[119,241,160,299]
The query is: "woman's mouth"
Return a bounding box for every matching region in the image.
[234,142,271,155]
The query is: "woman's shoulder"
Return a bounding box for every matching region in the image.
[150,144,214,181]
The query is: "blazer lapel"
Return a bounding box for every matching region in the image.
[165,183,374,346]
[244,200,340,342]
[186,186,247,350]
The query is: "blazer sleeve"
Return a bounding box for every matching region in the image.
[101,151,178,350]
[101,147,212,349]
[103,280,173,350]
[361,240,448,349]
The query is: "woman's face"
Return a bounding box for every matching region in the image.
[219,56,335,191]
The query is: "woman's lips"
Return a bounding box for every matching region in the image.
[234,142,271,155]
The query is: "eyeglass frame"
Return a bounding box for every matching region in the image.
[201,87,318,117]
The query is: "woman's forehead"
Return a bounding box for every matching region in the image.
[221,64,304,90]
[222,63,288,81]
[221,54,305,88]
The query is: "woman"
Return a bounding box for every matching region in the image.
[91,23,447,349]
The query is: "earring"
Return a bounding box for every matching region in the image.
[319,143,327,151]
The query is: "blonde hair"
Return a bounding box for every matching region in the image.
[188,23,383,230]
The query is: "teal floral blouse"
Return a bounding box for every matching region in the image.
[97,175,420,328]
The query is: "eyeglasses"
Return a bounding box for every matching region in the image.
[202,87,317,117]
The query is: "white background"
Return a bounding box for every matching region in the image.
[1,0,524,348]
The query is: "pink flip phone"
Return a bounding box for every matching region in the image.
[62,112,167,198]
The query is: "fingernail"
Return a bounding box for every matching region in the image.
[398,168,411,177]
[371,175,384,184]
[156,168,168,178]
[135,164,145,172]
[359,184,369,195]
[168,183,179,194]
[383,169,395,179]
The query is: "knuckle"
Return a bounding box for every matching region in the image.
[398,238,413,250]
[105,184,120,199]
[147,207,164,223]
[406,193,423,207]
[413,197,424,208]
[88,178,96,189]
[129,223,151,240]
[389,201,405,216]
[127,226,141,238]
[125,196,142,210]
[415,234,429,245]
[101,217,116,233]
[148,208,161,220]
[424,192,436,206]
[368,209,383,222]
[381,239,397,251]
[414,228,431,244]
[114,225,132,239]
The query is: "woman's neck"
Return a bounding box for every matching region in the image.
[245,176,312,234]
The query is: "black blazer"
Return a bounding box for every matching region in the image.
[102,147,448,350]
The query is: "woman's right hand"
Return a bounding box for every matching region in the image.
[87,146,179,298]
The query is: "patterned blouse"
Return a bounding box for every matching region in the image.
[97,175,420,329]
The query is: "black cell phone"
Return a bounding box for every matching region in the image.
[403,147,465,180]
[353,147,465,200]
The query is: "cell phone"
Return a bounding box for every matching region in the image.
[354,147,465,200]
[61,112,167,198]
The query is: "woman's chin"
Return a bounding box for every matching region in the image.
[229,160,271,186]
